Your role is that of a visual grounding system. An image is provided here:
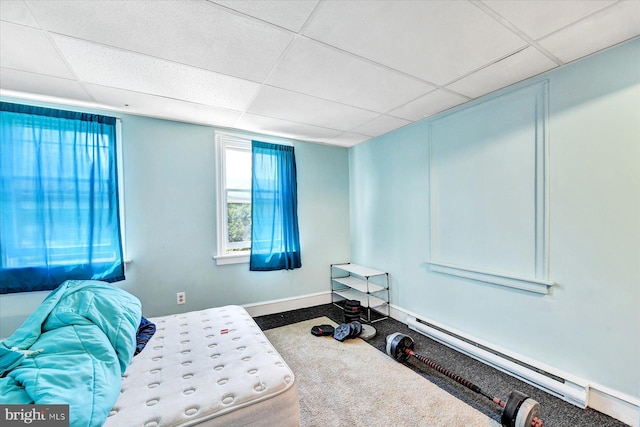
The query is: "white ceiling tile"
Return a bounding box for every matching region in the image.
[389,90,469,122]
[352,114,412,138]
[481,0,615,41]
[26,0,293,82]
[266,37,435,113]
[446,47,557,99]
[211,0,319,32]
[539,1,640,63]
[235,113,342,142]
[52,36,260,111]
[0,21,74,78]
[302,0,526,85]
[0,0,40,28]
[85,84,241,128]
[0,67,92,101]
[248,86,380,131]
[319,132,371,147]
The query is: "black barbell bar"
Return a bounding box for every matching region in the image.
[385,332,544,427]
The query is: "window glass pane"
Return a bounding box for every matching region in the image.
[225,147,251,190]
[227,201,251,249]
[224,144,252,253]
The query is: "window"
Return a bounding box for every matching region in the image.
[0,102,125,294]
[214,132,301,270]
[215,132,252,264]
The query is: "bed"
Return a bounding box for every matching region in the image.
[0,281,299,427]
[105,305,300,427]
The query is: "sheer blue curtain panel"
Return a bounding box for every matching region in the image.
[250,141,301,271]
[0,102,125,294]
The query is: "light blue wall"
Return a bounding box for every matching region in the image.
[350,38,640,398]
[0,107,350,336]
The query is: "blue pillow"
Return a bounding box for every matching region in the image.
[134,317,156,356]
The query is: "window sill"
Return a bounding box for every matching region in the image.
[214,253,249,266]
[427,260,554,294]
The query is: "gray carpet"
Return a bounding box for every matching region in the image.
[254,304,627,427]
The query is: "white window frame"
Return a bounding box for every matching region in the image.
[213,131,294,266]
[116,119,130,264]
[214,131,252,265]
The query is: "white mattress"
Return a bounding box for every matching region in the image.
[104,305,299,427]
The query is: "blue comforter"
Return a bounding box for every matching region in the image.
[0,280,141,427]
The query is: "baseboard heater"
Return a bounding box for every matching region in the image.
[406,316,589,408]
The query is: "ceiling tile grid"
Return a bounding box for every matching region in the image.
[211,0,319,33]
[264,37,436,114]
[446,47,558,99]
[480,0,617,41]
[0,20,74,78]
[1,0,638,147]
[0,67,91,101]
[537,0,640,63]
[51,34,261,111]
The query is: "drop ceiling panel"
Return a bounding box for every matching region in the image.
[321,132,371,147]
[0,68,92,102]
[26,0,293,82]
[389,89,469,121]
[266,37,435,113]
[211,0,319,32]
[234,113,343,142]
[447,47,557,98]
[301,0,526,85]
[0,21,74,78]
[85,84,241,128]
[247,86,380,131]
[481,0,615,41]
[352,114,412,138]
[52,35,260,111]
[0,0,40,28]
[539,1,640,63]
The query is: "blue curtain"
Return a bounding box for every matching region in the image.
[0,102,125,294]
[250,141,301,271]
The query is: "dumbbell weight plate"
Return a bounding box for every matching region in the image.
[333,324,352,342]
[501,390,528,427]
[515,398,541,427]
[348,321,362,337]
[385,332,414,362]
[344,300,361,310]
[360,324,376,339]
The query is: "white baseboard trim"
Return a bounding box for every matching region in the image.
[389,304,639,427]
[589,383,640,427]
[243,291,331,317]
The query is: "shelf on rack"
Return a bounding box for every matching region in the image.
[333,288,387,308]
[331,263,386,278]
[332,276,387,293]
[331,263,390,323]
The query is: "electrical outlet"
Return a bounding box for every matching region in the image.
[177,292,186,305]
